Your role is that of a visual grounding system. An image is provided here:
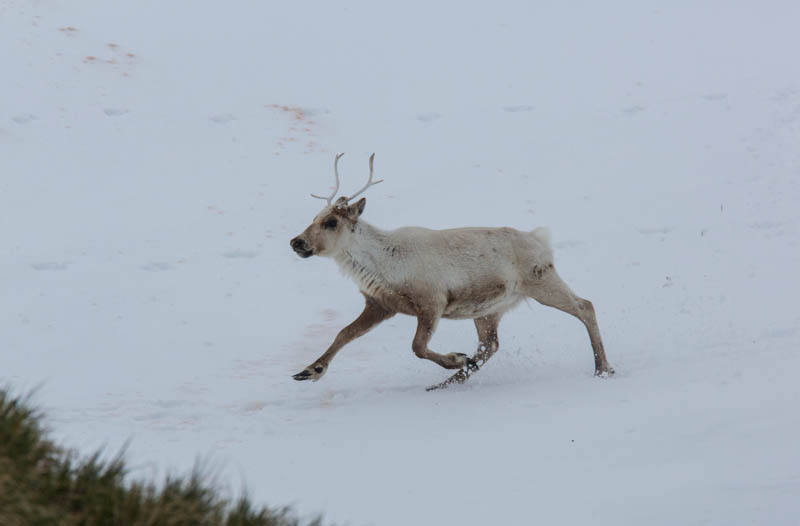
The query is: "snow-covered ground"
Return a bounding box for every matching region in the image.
[3,1,800,524]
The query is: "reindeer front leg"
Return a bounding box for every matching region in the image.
[412,311,475,370]
[293,295,395,381]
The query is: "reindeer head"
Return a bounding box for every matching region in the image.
[290,153,381,259]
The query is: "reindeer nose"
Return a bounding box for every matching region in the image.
[290,237,306,250]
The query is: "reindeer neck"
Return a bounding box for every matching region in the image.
[333,220,394,296]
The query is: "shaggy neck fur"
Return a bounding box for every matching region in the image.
[332,220,396,297]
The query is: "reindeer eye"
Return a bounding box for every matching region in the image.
[323,218,338,230]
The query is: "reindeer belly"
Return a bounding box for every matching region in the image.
[442,279,520,319]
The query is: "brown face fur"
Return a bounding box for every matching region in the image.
[290,197,366,258]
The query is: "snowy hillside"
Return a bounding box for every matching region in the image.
[3,1,800,524]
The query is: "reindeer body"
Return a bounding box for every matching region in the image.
[334,222,552,320]
[290,154,613,389]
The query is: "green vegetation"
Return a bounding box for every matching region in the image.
[0,389,321,526]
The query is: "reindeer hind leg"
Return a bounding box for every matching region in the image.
[427,313,502,391]
[524,267,613,376]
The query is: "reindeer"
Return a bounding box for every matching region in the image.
[290,153,614,390]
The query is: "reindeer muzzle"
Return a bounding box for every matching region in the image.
[290,237,313,258]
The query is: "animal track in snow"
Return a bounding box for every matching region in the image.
[222,249,258,259]
[417,112,442,123]
[103,108,129,117]
[54,26,137,76]
[31,262,69,271]
[320,308,338,322]
[141,262,172,272]
[231,356,284,380]
[503,105,533,113]
[82,43,136,68]
[748,220,783,230]
[638,226,673,235]
[749,220,787,239]
[12,113,37,124]
[209,113,236,124]
[622,105,645,115]
[266,104,328,155]
[760,327,798,339]
[240,401,268,413]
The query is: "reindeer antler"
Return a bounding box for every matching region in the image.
[311,153,382,206]
[346,153,383,202]
[311,152,344,205]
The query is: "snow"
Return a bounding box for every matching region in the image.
[3,1,800,524]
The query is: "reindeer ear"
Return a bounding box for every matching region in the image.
[349,197,366,218]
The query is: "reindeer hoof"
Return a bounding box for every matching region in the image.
[293,370,313,381]
[292,364,327,382]
[449,353,479,371]
[466,358,479,372]
[445,352,471,369]
[595,366,615,378]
